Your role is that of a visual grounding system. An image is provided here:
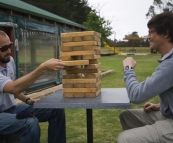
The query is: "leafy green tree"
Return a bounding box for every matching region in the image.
[21,0,92,24]
[83,12,113,46]
[146,0,173,18]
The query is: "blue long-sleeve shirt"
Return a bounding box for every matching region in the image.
[124,48,173,119]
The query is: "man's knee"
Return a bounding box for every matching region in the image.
[117,131,134,143]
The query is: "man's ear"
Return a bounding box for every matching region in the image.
[164,30,169,39]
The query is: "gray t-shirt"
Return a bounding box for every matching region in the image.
[0,56,16,112]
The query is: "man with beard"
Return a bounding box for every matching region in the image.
[117,12,173,143]
[0,30,67,143]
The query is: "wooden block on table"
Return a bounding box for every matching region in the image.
[83,35,100,42]
[85,71,102,78]
[85,63,101,69]
[63,88,97,92]
[62,73,82,79]
[63,83,74,88]
[82,55,100,60]
[61,41,100,47]
[61,51,95,56]
[73,92,86,97]
[63,92,74,97]
[62,78,97,84]
[85,80,101,88]
[63,60,89,66]
[86,88,101,97]
[72,46,84,51]
[61,37,73,43]
[61,31,101,38]
[73,83,85,88]
[66,68,99,74]
[61,46,72,52]
[73,36,83,42]
[89,59,99,64]
[83,46,100,51]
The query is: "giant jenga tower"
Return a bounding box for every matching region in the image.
[60,31,101,97]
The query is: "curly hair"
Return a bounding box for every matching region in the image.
[147,12,173,43]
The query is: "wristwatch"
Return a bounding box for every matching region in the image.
[124,65,133,71]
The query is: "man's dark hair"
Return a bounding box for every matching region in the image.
[147,12,173,43]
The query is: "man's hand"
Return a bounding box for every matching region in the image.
[41,59,67,72]
[143,102,160,112]
[123,57,136,68]
[27,98,39,105]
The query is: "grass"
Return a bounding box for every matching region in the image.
[39,50,161,143]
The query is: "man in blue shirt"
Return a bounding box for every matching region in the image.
[0,30,67,143]
[118,12,173,143]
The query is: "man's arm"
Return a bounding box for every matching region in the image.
[3,58,66,95]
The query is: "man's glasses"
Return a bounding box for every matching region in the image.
[0,43,13,52]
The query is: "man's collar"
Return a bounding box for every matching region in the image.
[158,48,173,62]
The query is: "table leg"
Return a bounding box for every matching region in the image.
[86,109,93,143]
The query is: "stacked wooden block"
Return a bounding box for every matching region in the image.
[60,31,101,97]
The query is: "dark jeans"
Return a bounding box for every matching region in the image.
[0,104,66,143]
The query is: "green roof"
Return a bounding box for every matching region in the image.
[0,0,86,29]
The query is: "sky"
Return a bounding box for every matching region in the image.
[87,0,154,41]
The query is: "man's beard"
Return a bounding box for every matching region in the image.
[0,54,10,63]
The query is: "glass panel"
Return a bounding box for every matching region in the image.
[18,28,59,84]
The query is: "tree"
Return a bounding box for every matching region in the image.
[83,12,113,46]
[21,0,92,24]
[146,0,173,18]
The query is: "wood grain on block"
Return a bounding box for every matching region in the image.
[64,66,80,70]
[61,46,72,52]
[95,49,101,55]
[73,92,86,97]
[62,41,99,47]
[66,68,99,74]
[62,60,89,66]
[63,92,73,97]
[73,36,83,42]
[73,83,85,88]
[85,63,101,69]
[63,83,74,88]
[61,51,94,56]
[63,88,97,92]
[62,78,97,83]
[83,35,101,42]
[60,56,73,61]
[86,89,101,97]
[61,31,101,38]
[62,73,82,79]
[89,59,99,64]
[85,71,102,78]
[72,46,84,51]
[85,80,101,88]
[61,37,73,43]
[82,55,100,60]
[83,46,100,51]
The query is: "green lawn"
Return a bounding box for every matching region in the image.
[40,53,161,143]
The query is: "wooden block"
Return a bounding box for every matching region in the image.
[61,41,99,47]
[63,92,73,97]
[61,46,72,52]
[61,51,95,56]
[62,60,89,66]
[72,46,84,51]
[83,35,100,42]
[64,66,80,70]
[61,37,73,43]
[73,83,85,88]
[85,80,101,88]
[66,68,99,74]
[85,71,102,78]
[95,49,101,55]
[83,46,100,51]
[61,31,101,38]
[63,83,74,88]
[89,59,99,64]
[82,55,100,60]
[60,56,82,61]
[63,88,97,92]
[85,63,101,69]
[73,92,86,97]
[62,73,82,79]
[62,78,97,83]
[73,36,83,42]
[86,89,101,97]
